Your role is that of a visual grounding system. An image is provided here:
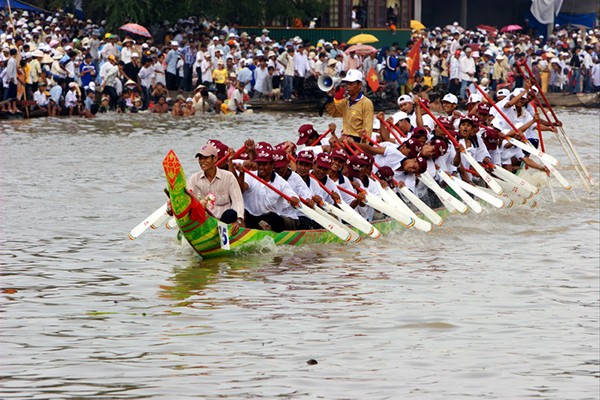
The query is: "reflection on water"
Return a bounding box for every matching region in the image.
[1,109,599,399]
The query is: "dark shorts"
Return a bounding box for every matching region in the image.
[4,82,17,100]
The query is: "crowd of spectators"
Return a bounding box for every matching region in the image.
[0,9,598,118]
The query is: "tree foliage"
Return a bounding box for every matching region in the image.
[28,0,329,29]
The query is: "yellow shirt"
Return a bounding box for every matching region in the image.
[324,94,374,138]
[212,68,228,84]
[423,75,433,87]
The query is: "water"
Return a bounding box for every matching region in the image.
[1,109,599,399]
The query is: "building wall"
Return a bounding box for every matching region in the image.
[420,0,532,29]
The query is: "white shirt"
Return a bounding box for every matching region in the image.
[351,177,380,221]
[34,90,48,106]
[200,59,213,82]
[65,89,78,107]
[459,56,475,81]
[121,46,133,64]
[331,173,356,205]
[138,65,155,88]
[308,175,340,205]
[254,66,269,94]
[592,63,600,86]
[283,170,312,200]
[243,172,298,219]
[153,62,166,86]
[500,141,525,165]
[374,142,406,171]
[228,88,244,111]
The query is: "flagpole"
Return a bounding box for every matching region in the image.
[6,0,16,32]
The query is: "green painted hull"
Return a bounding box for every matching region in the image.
[163,150,448,260]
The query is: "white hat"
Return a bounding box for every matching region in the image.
[442,93,458,104]
[262,28,270,34]
[88,82,96,91]
[397,94,412,106]
[496,88,510,98]
[467,93,482,103]
[212,36,219,41]
[131,52,139,58]
[373,118,381,130]
[392,111,410,125]
[170,41,178,46]
[68,82,78,88]
[341,69,362,83]
[186,97,193,103]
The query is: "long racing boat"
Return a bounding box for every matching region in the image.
[163,149,448,259]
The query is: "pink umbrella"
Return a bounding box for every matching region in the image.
[500,24,523,33]
[119,23,152,38]
[344,44,378,56]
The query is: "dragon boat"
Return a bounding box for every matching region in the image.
[163,150,449,260]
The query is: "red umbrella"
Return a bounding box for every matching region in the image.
[500,24,523,33]
[119,23,152,38]
[344,44,378,56]
[476,24,498,36]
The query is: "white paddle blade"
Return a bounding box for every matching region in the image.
[399,186,443,226]
[420,171,468,214]
[559,128,593,186]
[338,201,381,238]
[543,160,571,190]
[506,137,559,167]
[451,177,505,209]
[463,152,503,195]
[379,187,432,232]
[479,187,520,206]
[491,165,539,194]
[298,203,353,242]
[166,217,178,229]
[363,192,415,228]
[151,213,171,229]
[320,202,367,241]
[129,203,168,240]
[493,176,533,199]
[313,205,361,243]
[437,171,483,214]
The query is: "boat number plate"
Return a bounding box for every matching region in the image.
[217,221,231,250]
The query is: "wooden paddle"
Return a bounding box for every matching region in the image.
[308,172,380,238]
[344,141,432,232]
[242,168,356,242]
[377,116,407,143]
[356,136,443,226]
[335,184,415,228]
[309,127,333,146]
[519,61,594,187]
[474,85,560,168]
[417,99,504,195]
[287,152,379,238]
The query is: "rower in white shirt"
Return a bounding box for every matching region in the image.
[237,143,301,232]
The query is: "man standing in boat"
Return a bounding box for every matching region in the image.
[323,69,374,143]
[187,142,245,235]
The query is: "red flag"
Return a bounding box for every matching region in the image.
[407,39,422,80]
[366,66,380,92]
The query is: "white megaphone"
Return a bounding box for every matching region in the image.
[318,75,341,92]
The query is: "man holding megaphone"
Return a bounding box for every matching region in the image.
[322,69,374,143]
